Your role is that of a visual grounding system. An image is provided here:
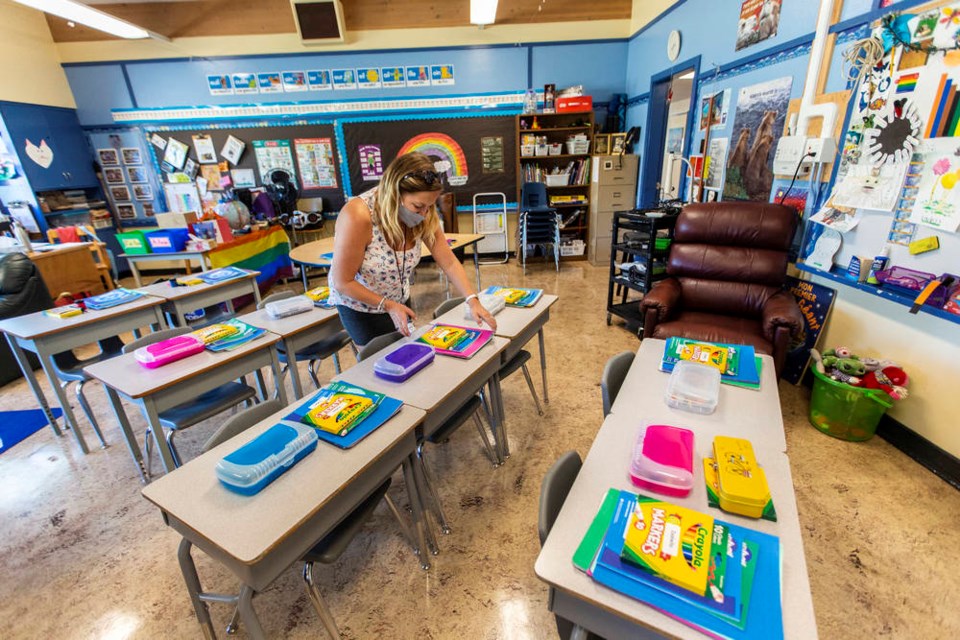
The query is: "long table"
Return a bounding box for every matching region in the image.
[135,269,261,327]
[535,338,816,639]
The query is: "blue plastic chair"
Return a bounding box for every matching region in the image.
[519,182,561,271]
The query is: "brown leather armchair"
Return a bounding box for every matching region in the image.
[639,202,804,378]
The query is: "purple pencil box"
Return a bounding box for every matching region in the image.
[374,343,435,382]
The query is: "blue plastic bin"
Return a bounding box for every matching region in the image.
[146,228,189,253]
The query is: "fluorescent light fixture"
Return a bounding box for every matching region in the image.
[470,0,498,27]
[677,70,695,80]
[12,0,152,39]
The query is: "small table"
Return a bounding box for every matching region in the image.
[237,305,343,400]
[289,233,487,291]
[84,333,287,481]
[121,249,212,287]
[135,270,261,327]
[0,296,167,454]
[141,402,429,639]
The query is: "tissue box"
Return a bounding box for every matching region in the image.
[557,96,593,112]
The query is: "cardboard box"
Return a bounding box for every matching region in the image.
[557,96,593,112]
[155,211,200,228]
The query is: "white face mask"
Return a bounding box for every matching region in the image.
[398,203,425,228]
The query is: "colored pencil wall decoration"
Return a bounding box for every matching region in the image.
[924,74,960,137]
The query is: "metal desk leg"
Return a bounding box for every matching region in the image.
[473,248,482,291]
[141,398,178,473]
[489,372,508,463]
[300,264,309,292]
[6,336,61,437]
[284,337,304,400]
[129,259,144,287]
[36,348,89,454]
[177,539,218,640]
[103,386,147,483]
[538,328,549,404]
[402,456,432,569]
[236,585,266,640]
[269,346,288,406]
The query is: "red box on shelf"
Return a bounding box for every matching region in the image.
[557,96,593,112]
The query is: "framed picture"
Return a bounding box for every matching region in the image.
[116,203,136,219]
[121,147,142,165]
[594,134,610,155]
[126,166,147,183]
[141,202,155,216]
[109,185,131,202]
[97,148,119,166]
[103,167,125,184]
[133,184,153,201]
[610,133,627,155]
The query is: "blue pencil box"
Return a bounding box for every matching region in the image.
[373,343,435,382]
[215,423,318,495]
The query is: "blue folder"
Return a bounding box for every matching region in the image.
[283,389,403,449]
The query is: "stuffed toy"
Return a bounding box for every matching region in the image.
[821,348,867,385]
[861,366,909,400]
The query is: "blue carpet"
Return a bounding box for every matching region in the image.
[0,408,63,455]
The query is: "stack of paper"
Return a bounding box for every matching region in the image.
[283,382,402,448]
[417,323,493,358]
[482,285,544,307]
[83,288,144,310]
[191,319,265,352]
[660,337,761,389]
[575,489,783,640]
[197,266,248,284]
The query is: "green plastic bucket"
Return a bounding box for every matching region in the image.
[809,367,894,442]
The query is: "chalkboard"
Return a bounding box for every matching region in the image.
[145,122,346,210]
[340,114,517,203]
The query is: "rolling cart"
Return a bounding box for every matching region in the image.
[472,192,509,264]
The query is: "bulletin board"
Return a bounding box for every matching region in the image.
[144,123,346,210]
[340,114,516,203]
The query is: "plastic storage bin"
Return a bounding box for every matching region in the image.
[664,360,720,414]
[215,423,319,495]
[809,367,894,441]
[116,230,151,255]
[629,424,694,497]
[545,173,570,186]
[134,334,205,369]
[146,228,190,253]
[374,343,435,382]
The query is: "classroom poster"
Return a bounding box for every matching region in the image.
[332,69,357,90]
[307,70,332,90]
[161,137,189,173]
[253,139,296,184]
[294,138,337,189]
[773,183,809,216]
[782,276,836,386]
[200,164,222,190]
[163,182,202,214]
[481,136,504,173]
[192,134,217,163]
[665,127,684,155]
[406,66,430,87]
[258,72,283,93]
[282,71,308,92]
[724,76,793,201]
[207,75,233,95]
[907,138,960,232]
[121,148,142,165]
[359,144,384,181]
[704,137,728,190]
[357,68,382,89]
[431,65,455,86]
[736,0,781,51]
[700,88,731,129]
[149,133,166,150]
[232,73,259,94]
[232,168,256,188]
[382,67,405,88]
[221,135,245,165]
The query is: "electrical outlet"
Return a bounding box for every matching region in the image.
[803,137,837,164]
[773,136,808,175]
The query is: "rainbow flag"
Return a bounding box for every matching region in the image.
[209,226,293,307]
[895,72,919,94]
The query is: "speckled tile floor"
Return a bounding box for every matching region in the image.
[1,260,958,640]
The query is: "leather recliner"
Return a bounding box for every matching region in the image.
[639,202,804,379]
[0,252,55,386]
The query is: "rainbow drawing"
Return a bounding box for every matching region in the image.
[398,132,469,186]
[896,73,919,94]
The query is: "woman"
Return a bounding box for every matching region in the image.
[329,152,497,346]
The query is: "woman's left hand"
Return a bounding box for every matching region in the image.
[469,297,497,332]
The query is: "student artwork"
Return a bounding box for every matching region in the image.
[133,184,153,201]
[182,158,199,180]
[802,225,842,271]
[398,132,468,186]
[907,139,960,232]
[109,185,131,202]
[735,0,781,51]
[359,145,383,181]
[98,148,119,166]
[191,135,217,163]
[830,162,909,212]
[773,183,808,217]
[704,137,728,190]
[863,99,922,165]
[810,206,861,234]
[126,166,147,183]
[103,167,125,184]
[221,135,245,165]
[699,88,731,130]
[161,137,189,172]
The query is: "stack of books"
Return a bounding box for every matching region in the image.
[191,319,265,352]
[482,285,543,308]
[575,489,783,640]
[417,323,493,358]
[283,382,402,448]
[83,288,143,310]
[304,286,335,309]
[660,337,762,390]
[197,266,247,285]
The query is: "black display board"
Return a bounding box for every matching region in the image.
[146,123,345,210]
[340,114,516,203]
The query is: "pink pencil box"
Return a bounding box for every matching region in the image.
[134,334,205,369]
[629,424,694,497]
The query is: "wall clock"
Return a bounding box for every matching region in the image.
[667,30,682,61]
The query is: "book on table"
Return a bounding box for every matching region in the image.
[660,337,761,388]
[304,286,335,308]
[196,265,248,284]
[482,285,544,307]
[44,304,83,319]
[283,381,402,448]
[417,323,493,358]
[83,288,143,310]
[191,319,265,351]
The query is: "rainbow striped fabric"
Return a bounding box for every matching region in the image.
[209,226,293,306]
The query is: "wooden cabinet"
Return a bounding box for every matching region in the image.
[28,244,109,297]
[516,112,594,260]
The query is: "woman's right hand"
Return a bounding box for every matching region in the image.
[384,299,417,336]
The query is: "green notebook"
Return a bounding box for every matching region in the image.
[572,488,620,572]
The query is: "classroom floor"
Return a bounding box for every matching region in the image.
[1,259,958,640]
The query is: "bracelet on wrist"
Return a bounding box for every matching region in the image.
[465,293,479,304]
[376,296,387,312]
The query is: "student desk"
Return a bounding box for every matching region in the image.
[0,296,167,454]
[84,334,287,481]
[121,248,212,287]
[288,233,487,291]
[237,305,343,400]
[141,401,430,640]
[609,338,787,453]
[135,269,261,327]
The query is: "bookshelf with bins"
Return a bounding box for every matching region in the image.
[516,111,594,260]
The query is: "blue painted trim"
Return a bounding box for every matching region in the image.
[120,64,138,109]
[0,99,76,113]
[333,119,352,197]
[628,0,689,41]
[829,0,931,34]
[60,38,627,68]
[626,92,650,107]
[527,46,533,89]
[697,32,816,83]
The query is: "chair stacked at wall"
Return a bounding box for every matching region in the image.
[638,202,804,378]
[517,182,561,272]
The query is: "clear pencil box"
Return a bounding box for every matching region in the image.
[265,296,314,319]
[463,294,506,321]
[134,334,205,369]
[629,424,695,497]
[215,423,319,495]
[374,343,435,382]
[665,360,720,414]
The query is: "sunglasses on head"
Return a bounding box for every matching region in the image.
[401,169,442,186]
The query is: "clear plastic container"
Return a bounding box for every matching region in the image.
[664,360,720,414]
[265,295,313,319]
[215,423,318,495]
[374,343,435,382]
[628,424,694,497]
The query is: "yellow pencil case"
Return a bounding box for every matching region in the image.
[712,436,771,519]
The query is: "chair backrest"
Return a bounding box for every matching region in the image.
[433,296,465,319]
[201,399,284,453]
[357,331,403,361]
[601,351,634,417]
[538,451,583,546]
[258,290,295,310]
[520,182,550,211]
[667,202,798,318]
[122,326,192,354]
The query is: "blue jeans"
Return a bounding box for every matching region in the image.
[336,305,398,347]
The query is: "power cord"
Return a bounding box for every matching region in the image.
[779,152,815,205]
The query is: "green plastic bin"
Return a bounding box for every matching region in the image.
[116,230,151,255]
[809,367,894,441]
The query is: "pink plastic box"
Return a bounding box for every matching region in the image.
[629,424,695,497]
[134,334,205,368]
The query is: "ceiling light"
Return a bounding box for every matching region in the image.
[11,0,154,39]
[470,0,498,27]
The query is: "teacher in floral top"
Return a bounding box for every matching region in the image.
[330,152,497,346]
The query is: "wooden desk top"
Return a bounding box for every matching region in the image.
[0,295,164,340]
[84,333,280,399]
[134,269,259,302]
[434,294,558,340]
[141,401,426,565]
[236,305,339,338]
[289,233,486,268]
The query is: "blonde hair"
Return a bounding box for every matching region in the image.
[373,152,443,250]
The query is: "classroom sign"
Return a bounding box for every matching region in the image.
[357,68,382,89]
[382,67,406,88]
[782,277,836,385]
[431,65,455,86]
[258,72,283,94]
[232,73,259,94]
[282,71,308,92]
[406,66,430,87]
[332,69,357,90]
[207,75,233,95]
[308,70,332,90]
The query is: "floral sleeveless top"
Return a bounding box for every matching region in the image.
[329,187,421,313]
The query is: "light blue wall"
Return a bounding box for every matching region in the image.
[64,65,135,127]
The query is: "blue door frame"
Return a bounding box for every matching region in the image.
[639,55,701,208]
